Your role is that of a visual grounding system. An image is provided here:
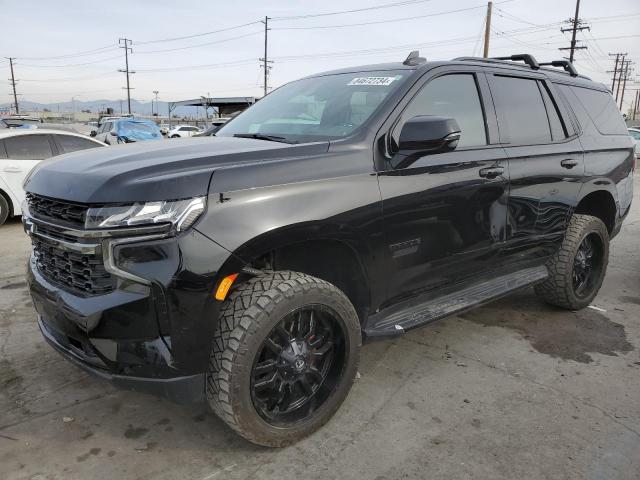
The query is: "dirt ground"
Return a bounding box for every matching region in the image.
[1,178,639,480]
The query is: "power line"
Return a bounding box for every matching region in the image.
[15,44,117,61]
[135,31,262,54]
[16,55,123,68]
[272,4,490,30]
[270,0,437,21]
[136,21,262,45]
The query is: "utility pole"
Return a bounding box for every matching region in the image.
[615,55,626,102]
[608,53,623,92]
[618,60,633,111]
[559,0,589,62]
[153,90,159,116]
[632,90,639,121]
[482,2,493,59]
[6,57,19,114]
[118,38,135,115]
[259,16,273,97]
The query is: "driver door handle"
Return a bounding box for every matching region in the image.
[561,159,579,169]
[3,166,23,173]
[479,166,504,179]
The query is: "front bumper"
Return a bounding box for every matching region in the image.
[39,315,205,402]
[25,213,240,401]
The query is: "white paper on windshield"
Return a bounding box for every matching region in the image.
[347,77,397,86]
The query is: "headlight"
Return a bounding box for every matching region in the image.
[85,197,206,231]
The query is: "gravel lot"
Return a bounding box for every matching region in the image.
[1,177,639,480]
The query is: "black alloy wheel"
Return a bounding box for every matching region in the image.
[534,214,609,310]
[207,271,361,447]
[250,305,346,426]
[572,232,604,298]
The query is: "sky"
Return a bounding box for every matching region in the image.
[1,0,639,112]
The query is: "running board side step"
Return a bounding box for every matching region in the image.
[363,266,548,339]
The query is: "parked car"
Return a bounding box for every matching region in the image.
[628,127,640,158]
[23,52,634,447]
[193,118,232,137]
[168,124,202,138]
[0,129,104,224]
[1,116,43,128]
[92,118,162,145]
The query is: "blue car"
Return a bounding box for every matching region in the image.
[93,118,162,145]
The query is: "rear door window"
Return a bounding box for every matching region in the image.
[490,75,551,145]
[569,86,627,135]
[4,135,54,160]
[55,135,102,153]
[539,82,568,141]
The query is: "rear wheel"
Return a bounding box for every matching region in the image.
[0,195,9,225]
[207,271,361,447]
[534,214,609,310]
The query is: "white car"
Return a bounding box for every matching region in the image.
[0,129,105,225]
[168,125,202,138]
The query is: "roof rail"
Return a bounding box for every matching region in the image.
[491,54,540,70]
[539,60,578,77]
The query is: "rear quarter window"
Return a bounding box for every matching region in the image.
[565,86,627,135]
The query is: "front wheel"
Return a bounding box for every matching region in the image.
[534,214,609,310]
[207,271,361,447]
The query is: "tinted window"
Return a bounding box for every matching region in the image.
[4,135,54,160]
[539,83,567,141]
[629,130,640,140]
[393,74,487,148]
[571,87,627,135]
[491,75,551,145]
[56,135,101,153]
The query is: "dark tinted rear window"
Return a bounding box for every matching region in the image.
[491,75,551,145]
[568,86,627,135]
[4,134,54,160]
[56,134,102,153]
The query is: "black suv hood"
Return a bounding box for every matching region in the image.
[25,136,329,203]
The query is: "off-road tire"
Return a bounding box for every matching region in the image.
[0,195,10,225]
[534,214,609,310]
[206,270,361,447]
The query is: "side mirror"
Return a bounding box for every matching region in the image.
[397,115,461,154]
[90,130,97,137]
[109,130,117,137]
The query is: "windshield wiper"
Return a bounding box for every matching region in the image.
[233,133,295,144]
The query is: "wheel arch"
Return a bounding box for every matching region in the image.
[574,189,617,234]
[227,227,373,324]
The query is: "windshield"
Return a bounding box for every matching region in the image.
[217,70,407,143]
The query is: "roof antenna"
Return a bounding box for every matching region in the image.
[403,50,426,66]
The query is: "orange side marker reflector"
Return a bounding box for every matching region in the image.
[216,273,238,300]
[215,273,238,301]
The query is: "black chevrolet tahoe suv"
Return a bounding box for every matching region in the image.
[23,53,634,447]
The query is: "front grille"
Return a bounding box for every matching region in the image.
[26,193,88,227]
[33,237,115,296]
